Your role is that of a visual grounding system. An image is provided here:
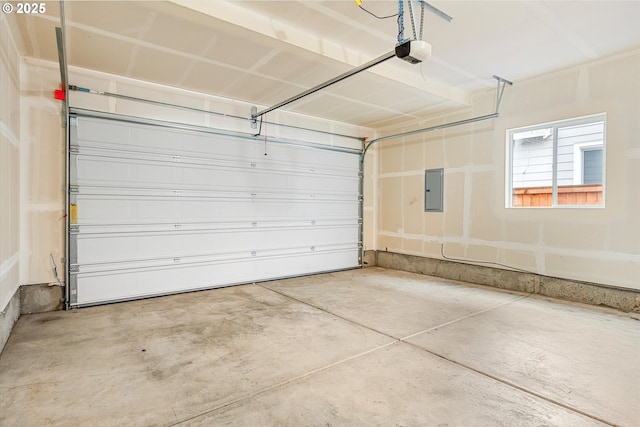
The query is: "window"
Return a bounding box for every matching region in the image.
[507,114,605,207]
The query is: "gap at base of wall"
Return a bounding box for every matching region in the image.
[366,250,640,314]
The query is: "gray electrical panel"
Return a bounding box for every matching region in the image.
[425,168,444,212]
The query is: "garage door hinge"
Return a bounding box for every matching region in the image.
[70,116,78,126]
[70,185,79,194]
[69,146,80,154]
[70,224,79,233]
[69,266,79,274]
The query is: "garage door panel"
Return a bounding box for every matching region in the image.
[75,218,357,234]
[69,113,361,307]
[75,250,358,306]
[77,118,356,172]
[77,119,258,159]
[75,155,358,194]
[75,197,358,223]
[75,226,359,264]
[76,244,357,275]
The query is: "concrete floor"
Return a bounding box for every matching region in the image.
[1,268,638,427]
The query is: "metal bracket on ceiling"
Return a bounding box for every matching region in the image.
[399,1,452,43]
[417,1,453,23]
[250,106,257,129]
[492,75,513,112]
[361,74,514,158]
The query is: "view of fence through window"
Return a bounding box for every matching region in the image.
[509,114,605,207]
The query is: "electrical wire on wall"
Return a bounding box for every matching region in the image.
[49,253,65,287]
[439,243,537,275]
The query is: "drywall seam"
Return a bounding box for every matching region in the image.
[522,2,599,60]
[400,137,406,244]
[372,146,379,250]
[124,12,157,76]
[169,0,471,106]
[0,13,20,83]
[0,253,19,282]
[18,68,29,285]
[502,46,640,93]
[0,122,19,147]
[379,164,496,178]
[0,286,19,315]
[0,254,19,312]
[28,13,430,117]
[378,170,424,179]
[535,223,546,276]
[376,231,640,264]
[0,50,19,87]
[462,167,472,258]
[0,12,20,60]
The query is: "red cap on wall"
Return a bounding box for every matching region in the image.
[54,89,65,101]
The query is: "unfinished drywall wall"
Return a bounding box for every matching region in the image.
[369,49,640,291]
[0,11,22,350]
[19,59,65,288]
[19,58,374,291]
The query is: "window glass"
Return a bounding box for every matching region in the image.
[508,115,605,208]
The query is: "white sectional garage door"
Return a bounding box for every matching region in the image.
[68,112,361,307]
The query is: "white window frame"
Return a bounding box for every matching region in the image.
[506,113,606,208]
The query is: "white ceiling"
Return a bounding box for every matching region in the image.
[12,1,640,127]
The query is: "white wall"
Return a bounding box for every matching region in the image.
[0,12,21,312]
[369,49,640,290]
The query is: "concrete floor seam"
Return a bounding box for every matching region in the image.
[399,294,531,341]
[167,340,400,426]
[2,271,636,426]
[259,285,619,426]
[411,346,618,427]
[258,284,401,341]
